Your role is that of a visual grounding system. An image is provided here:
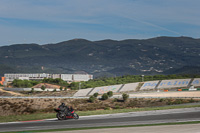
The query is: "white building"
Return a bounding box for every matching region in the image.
[4,73,93,82]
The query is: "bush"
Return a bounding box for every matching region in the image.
[93,92,99,98]
[159,98,164,102]
[104,107,111,110]
[114,105,121,109]
[107,91,113,97]
[89,96,96,103]
[30,88,34,93]
[122,93,129,102]
[101,93,109,100]
[189,98,195,103]
[41,85,46,91]
[60,87,63,91]
[113,98,118,102]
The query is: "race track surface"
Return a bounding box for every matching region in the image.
[0,107,200,132]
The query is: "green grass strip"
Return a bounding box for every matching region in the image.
[2,121,200,133]
[1,104,200,123]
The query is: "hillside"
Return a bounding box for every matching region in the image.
[0,36,200,77]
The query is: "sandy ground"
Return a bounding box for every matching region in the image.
[127,91,200,98]
[42,123,200,133]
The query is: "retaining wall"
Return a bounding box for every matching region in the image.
[119,82,139,92]
[73,88,93,97]
[157,79,191,89]
[88,84,122,95]
[4,88,60,91]
[140,81,160,90]
[191,78,200,87]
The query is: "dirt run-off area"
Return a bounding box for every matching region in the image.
[0,97,200,116]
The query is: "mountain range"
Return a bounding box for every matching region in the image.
[0,36,200,77]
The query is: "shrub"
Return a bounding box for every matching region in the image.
[89,96,96,103]
[41,85,46,91]
[114,105,121,109]
[53,89,56,92]
[189,98,195,103]
[113,98,118,102]
[101,93,109,100]
[93,92,99,98]
[104,107,111,110]
[30,88,34,93]
[107,91,113,97]
[122,93,129,102]
[159,98,164,102]
[60,87,63,91]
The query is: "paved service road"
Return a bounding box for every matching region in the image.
[0,107,200,132]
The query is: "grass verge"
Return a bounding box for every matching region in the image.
[2,121,200,133]
[1,104,200,123]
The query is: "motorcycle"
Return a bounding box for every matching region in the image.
[54,108,79,120]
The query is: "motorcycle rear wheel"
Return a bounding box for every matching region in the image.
[56,113,66,120]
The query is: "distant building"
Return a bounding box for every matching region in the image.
[4,73,93,83]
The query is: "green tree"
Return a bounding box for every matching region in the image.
[101,93,108,100]
[107,91,113,97]
[88,96,96,103]
[31,88,34,93]
[122,93,129,102]
[41,85,46,91]
[93,92,99,98]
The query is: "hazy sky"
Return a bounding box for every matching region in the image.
[0,0,200,46]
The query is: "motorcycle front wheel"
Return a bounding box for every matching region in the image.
[73,113,79,120]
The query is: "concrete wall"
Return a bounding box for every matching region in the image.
[89,84,122,95]
[119,82,139,92]
[73,88,93,97]
[4,88,60,91]
[157,79,191,89]
[140,81,160,90]
[191,78,200,87]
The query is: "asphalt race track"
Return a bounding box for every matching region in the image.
[0,107,200,132]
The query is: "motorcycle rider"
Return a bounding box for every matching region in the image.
[69,106,74,117]
[58,103,68,114]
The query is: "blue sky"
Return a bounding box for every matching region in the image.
[0,0,200,46]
